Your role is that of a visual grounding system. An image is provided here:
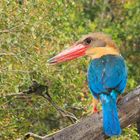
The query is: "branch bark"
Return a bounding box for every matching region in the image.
[24,86,140,140]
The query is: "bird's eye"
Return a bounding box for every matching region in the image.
[84,38,92,45]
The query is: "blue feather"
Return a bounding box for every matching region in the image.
[100,91,121,136]
[88,55,127,98]
[87,54,127,136]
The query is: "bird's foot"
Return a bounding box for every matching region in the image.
[92,106,99,114]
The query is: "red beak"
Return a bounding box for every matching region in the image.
[48,44,89,64]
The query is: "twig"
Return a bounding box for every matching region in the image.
[24,132,45,140]
[0,29,10,33]
[0,81,79,123]
[0,92,25,98]
[41,93,79,123]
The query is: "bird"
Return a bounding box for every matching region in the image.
[48,32,127,137]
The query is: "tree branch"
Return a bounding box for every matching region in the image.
[23,85,140,140]
[1,81,78,123]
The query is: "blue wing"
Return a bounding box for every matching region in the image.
[87,55,127,99]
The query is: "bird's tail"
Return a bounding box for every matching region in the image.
[100,91,121,137]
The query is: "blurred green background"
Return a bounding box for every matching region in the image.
[0,0,140,139]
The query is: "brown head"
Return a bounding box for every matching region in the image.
[48,32,120,64]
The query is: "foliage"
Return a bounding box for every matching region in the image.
[0,0,140,139]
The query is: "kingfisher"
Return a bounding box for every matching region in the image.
[48,32,127,137]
